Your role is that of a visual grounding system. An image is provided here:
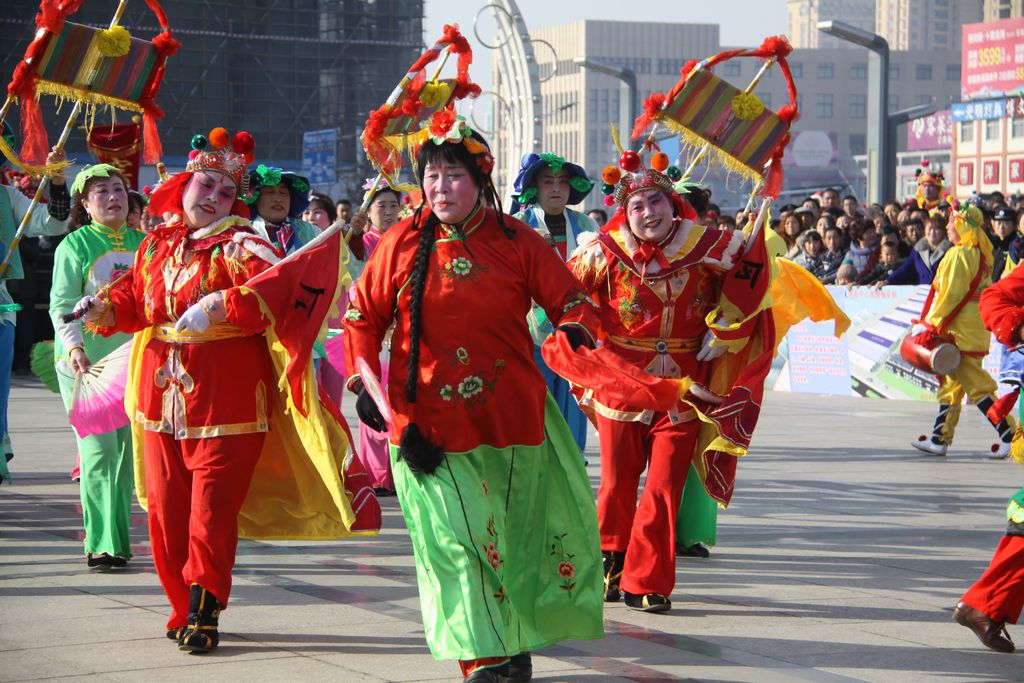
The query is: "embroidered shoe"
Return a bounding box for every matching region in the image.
[602,550,625,602]
[988,440,1012,460]
[624,592,672,613]
[911,435,947,456]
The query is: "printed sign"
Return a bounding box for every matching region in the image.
[962,18,1024,100]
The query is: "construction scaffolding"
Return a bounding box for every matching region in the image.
[0,0,424,183]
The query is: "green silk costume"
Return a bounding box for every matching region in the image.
[49,221,144,558]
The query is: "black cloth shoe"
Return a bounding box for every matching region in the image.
[676,542,711,558]
[464,667,501,682]
[505,652,532,682]
[166,626,187,643]
[624,591,672,613]
[179,584,221,653]
[602,550,625,602]
[86,553,112,568]
[108,555,128,568]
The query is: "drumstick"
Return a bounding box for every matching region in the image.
[60,269,132,323]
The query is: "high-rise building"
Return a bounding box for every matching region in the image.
[984,0,1024,20]
[875,0,982,52]
[787,0,876,49]
[0,1,423,178]
[497,19,962,208]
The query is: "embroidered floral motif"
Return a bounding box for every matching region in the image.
[551,533,577,593]
[485,542,503,571]
[458,375,484,398]
[344,306,364,322]
[456,347,470,365]
[616,276,644,330]
[439,384,453,401]
[443,256,474,278]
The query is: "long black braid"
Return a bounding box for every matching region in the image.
[398,131,510,473]
[404,205,438,404]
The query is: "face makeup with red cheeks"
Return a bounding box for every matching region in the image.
[626,189,676,243]
[82,177,129,228]
[181,170,237,229]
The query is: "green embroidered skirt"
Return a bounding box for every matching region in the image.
[392,394,604,661]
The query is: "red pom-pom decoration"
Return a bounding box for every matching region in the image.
[244,152,255,165]
[601,165,622,185]
[208,127,230,150]
[603,194,615,207]
[142,185,153,195]
[921,159,929,167]
[232,131,254,155]
[619,151,641,172]
[651,152,670,172]
[188,149,201,161]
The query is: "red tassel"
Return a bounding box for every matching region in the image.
[759,35,793,60]
[19,96,49,165]
[152,31,181,57]
[142,109,163,164]
[778,104,799,124]
[988,389,1020,424]
[631,92,666,140]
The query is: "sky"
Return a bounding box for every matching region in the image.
[423,0,789,92]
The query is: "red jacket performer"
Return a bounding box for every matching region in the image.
[80,129,379,653]
[567,155,773,613]
[954,259,1024,653]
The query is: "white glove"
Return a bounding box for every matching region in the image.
[696,329,728,362]
[73,295,103,318]
[174,301,212,334]
[910,323,928,336]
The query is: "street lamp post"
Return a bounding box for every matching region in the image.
[573,58,638,144]
[818,20,891,204]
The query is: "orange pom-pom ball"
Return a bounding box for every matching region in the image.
[601,165,621,184]
[651,152,670,171]
[208,127,230,150]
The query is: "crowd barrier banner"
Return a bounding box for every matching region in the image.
[771,285,1007,400]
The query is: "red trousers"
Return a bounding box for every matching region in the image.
[144,430,265,629]
[962,534,1024,624]
[596,411,698,596]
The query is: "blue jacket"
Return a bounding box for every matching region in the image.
[885,238,951,286]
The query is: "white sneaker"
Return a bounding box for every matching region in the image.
[912,436,948,456]
[989,441,1012,460]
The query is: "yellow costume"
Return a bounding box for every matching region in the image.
[914,205,1013,454]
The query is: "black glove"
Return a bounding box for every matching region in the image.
[354,384,387,432]
[557,324,594,351]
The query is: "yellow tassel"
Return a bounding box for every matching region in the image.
[35,81,143,115]
[0,129,71,177]
[610,124,625,155]
[660,118,763,186]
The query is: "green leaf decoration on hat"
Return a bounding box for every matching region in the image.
[539,152,565,173]
[517,187,538,205]
[569,175,594,194]
[292,176,310,193]
[70,163,121,197]
[255,164,282,188]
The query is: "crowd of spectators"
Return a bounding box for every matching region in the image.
[716,187,1024,289]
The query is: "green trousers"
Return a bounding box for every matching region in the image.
[57,368,134,558]
[676,463,718,547]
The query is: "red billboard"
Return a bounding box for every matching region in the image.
[962,18,1024,100]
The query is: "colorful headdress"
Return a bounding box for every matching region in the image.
[598,147,696,228]
[2,0,180,173]
[147,127,254,220]
[630,36,799,199]
[947,197,994,270]
[915,159,945,209]
[512,152,594,209]
[414,113,494,177]
[245,165,311,218]
[360,25,480,194]
[186,128,254,190]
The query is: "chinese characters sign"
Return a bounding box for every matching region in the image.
[962,18,1024,100]
[907,110,953,151]
[984,160,1001,184]
[952,98,1006,121]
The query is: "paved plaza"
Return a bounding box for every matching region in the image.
[2,376,1023,682]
